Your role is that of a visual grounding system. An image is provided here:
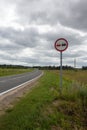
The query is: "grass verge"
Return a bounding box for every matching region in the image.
[0,68,33,77]
[0,70,87,130]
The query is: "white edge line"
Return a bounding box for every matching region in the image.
[0,72,43,96]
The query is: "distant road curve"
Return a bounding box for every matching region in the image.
[0,70,43,96]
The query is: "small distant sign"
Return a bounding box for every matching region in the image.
[54,38,68,52]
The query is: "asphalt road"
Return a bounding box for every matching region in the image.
[0,70,42,95]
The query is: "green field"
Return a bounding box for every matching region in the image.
[0,70,87,130]
[0,68,33,77]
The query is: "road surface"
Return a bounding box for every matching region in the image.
[0,70,42,95]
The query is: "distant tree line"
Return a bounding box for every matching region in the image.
[0,64,31,69]
[0,64,87,70]
[33,65,74,70]
[82,66,87,70]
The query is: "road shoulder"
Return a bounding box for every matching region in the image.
[0,75,42,116]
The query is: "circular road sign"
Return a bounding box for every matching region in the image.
[54,38,68,52]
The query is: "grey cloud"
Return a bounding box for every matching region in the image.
[0,27,40,48]
[59,0,87,32]
[0,24,85,60]
[14,0,87,32]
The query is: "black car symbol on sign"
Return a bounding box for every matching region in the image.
[62,43,66,46]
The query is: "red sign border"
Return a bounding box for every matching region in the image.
[54,38,68,52]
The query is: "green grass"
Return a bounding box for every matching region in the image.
[0,70,87,130]
[0,68,33,77]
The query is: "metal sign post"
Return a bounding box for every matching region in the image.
[54,38,68,94]
[60,51,62,94]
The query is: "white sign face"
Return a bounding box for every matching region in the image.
[54,38,68,52]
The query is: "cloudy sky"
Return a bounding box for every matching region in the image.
[0,0,87,67]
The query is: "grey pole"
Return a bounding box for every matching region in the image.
[60,51,62,94]
[74,58,76,68]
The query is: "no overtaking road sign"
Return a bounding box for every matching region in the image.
[54,38,68,52]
